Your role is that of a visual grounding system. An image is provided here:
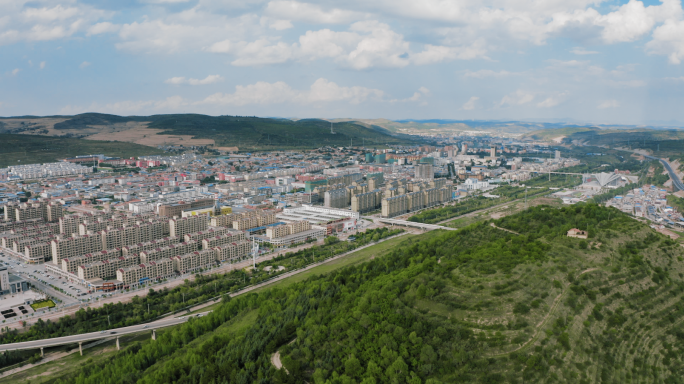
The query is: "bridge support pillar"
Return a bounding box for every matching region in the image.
[116,337,120,351]
[40,347,43,357]
[152,329,156,341]
[79,342,83,356]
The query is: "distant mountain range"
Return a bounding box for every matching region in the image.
[0,113,423,151]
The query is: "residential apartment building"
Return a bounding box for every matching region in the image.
[51,234,104,265]
[213,241,252,262]
[61,248,122,273]
[77,254,140,280]
[324,188,348,209]
[351,190,382,213]
[183,227,230,244]
[139,240,198,263]
[170,215,208,239]
[201,231,246,249]
[172,250,216,274]
[24,242,52,263]
[116,257,176,286]
[120,237,177,257]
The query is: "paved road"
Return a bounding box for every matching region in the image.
[0,312,208,352]
[643,155,684,191]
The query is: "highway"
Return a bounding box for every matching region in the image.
[0,312,208,352]
[644,155,684,191]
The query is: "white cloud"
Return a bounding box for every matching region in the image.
[500,90,534,107]
[647,19,684,64]
[268,19,293,30]
[464,69,513,78]
[537,91,569,108]
[79,61,91,69]
[0,2,110,46]
[461,96,479,110]
[165,75,224,85]
[11,68,20,76]
[598,99,620,109]
[39,61,46,69]
[116,12,260,54]
[211,21,484,69]
[401,86,431,102]
[571,47,599,55]
[88,22,120,36]
[264,1,366,24]
[202,78,385,106]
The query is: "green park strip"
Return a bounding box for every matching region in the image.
[29,300,56,311]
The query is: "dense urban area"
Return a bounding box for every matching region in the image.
[2,123,684,384]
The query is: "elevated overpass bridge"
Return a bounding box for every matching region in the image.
[0,311,211,356]
[370,217,457,231]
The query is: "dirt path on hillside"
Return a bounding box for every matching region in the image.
[488,268,599,357]
[489,222,520,235]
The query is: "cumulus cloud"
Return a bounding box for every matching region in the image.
[401,87,431,102]
[264,1,367,24]
[461,96,479,110]
[165,75,224,85]
[571,47,599,55]
[598,99,620,109]
[500,90,534,107]
[647,19,684,64]
[11,68,21,76]
[87,22,120,36]
[201,78,385,105]
[207,21,481,69]
[61,78,408,115]
[79,61,91,69]
[537,91,569,108]
[464,69,513,78]
[0,2,110,46]
[40,61,46,69]
[2,0,684,69]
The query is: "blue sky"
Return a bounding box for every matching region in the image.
[1,0,684,124]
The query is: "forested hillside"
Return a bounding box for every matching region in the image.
[21,204,684,384]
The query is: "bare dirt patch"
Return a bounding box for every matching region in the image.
[86,127,215,147]
[0,118,70,135]
[551,135,566,143]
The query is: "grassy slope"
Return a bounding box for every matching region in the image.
[147,115,418,150]
[2,113,420,151]
[11,206,684,384]
[0,134,165,168]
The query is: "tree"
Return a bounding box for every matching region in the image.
[386,357,409,383]
[345,354,363,378]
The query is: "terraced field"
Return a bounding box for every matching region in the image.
[416,207,684,383]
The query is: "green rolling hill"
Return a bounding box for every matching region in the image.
[0,134,165,168]
[15,204,684,384]
[0,113,422,151]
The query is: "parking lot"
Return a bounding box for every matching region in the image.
[0,250,95,305]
